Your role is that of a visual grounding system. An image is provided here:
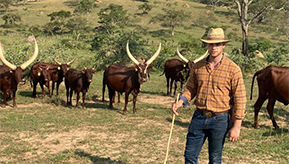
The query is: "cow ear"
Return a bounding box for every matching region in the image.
[82,70,85,74]
[147,65,152,71]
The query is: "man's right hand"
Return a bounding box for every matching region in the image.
[172,99,184,116]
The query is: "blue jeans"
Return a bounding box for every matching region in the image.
[184,110,229,164]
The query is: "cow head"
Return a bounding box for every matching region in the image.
[53,58,75,75]
[126,41,161,84]
[82,67,97,83]
[176,48,208,79]
[0,37,39,84]
[39,66,51,86]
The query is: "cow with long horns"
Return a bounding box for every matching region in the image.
[31,58,75,97]
[30,62,51,100]
[102,41,161,114]
[161,49,208,96]
[65,67,97,109]
[0,37,38,107]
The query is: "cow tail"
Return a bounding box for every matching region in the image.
[160,70,165,76]
[250,70,262,100]
[102,71,106,102]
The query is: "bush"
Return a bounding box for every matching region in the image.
[229,48,266,74]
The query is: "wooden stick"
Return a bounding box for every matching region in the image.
[164,93,180,164]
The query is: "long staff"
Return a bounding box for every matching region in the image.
[164,93,180,164]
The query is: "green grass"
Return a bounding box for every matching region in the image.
[0,0,289,163]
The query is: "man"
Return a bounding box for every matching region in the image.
[172,28,247,164]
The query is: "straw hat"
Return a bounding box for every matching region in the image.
[200,28,230,44]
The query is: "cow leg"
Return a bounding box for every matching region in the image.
[56,82,60,97]
[173,81,177,96]
[46,83,51,97]
[40,83,45,101]
[112,92,116,105]
[123,92,129,114]
[1,90,9,108]
[66,86,70,106]
[170,79,174,96]
[33,81,38,98]
[75,91,80,109]
[69,89,73,107]
[51,81,55,96]
[108,88,114,109]
[267,98,279,129]
[82,91,86,109]
[117,92,121,103]
[254,96,267,128]
[166,77,170,95]
[12,91,16,107]
[132,90,138,113]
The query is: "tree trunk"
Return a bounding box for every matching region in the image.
[241,25,249,57]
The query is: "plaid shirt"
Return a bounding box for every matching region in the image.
[180,54,247,120]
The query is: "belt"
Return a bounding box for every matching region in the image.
[196,108,228,118]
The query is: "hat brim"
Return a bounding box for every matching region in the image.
[200,39,230,44]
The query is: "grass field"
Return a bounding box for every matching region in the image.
[0,71,288,163]
[0,0,289,163]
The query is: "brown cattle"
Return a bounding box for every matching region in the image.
[30,62,51,99]
[161,49,208,96]
[0,38,39,107]
[32,59,75,97]
[250,65,289,129]
[102,41,161,114]
[65,68,97,109]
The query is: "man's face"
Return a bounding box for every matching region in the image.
[207,42,226,57]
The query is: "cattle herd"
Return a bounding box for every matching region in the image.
[0,38,288,129]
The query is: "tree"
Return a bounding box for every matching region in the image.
[66,17,88,40]
[44,10,72,35]
[138,3,152,15]
[74,0,95,19]
[150,8,190,37]
[233,0,283,56]
[97,4,129,34]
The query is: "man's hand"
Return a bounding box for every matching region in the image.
[172,99,184,116]
[228,119,242,142]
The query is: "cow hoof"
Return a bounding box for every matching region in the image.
[1,105,6,108]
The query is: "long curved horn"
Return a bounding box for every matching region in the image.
[0,42,17,70]
[193,50,208,63]
[146,43,161,65]
[53,58,62,65]
[126,40,140,65]
[20,37,39,69]
[67,58,76,65]
[176,47,189,63]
